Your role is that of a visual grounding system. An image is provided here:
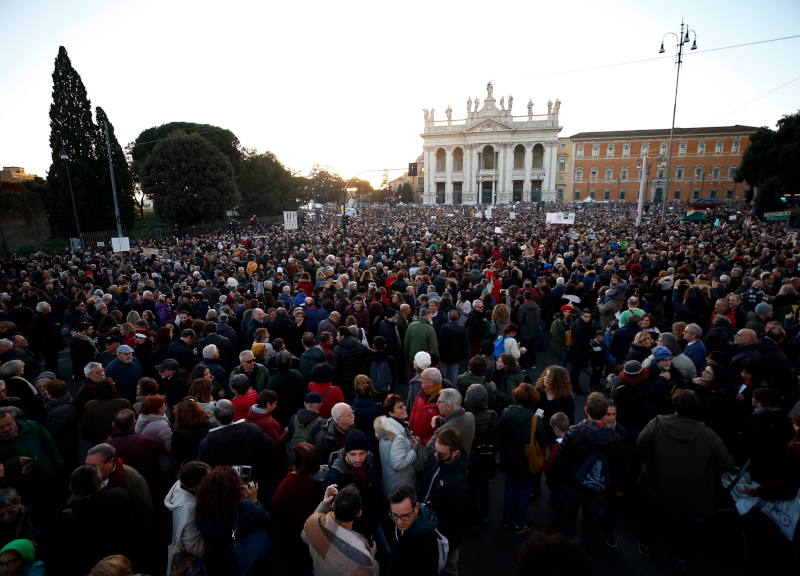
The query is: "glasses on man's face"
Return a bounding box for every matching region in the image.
[242,359,254,364]
[434,448,451,459]
[389,511,414,521]
[338,412,355,420]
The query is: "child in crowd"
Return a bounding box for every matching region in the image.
[543,412,570,533]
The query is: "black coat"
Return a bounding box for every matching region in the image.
[196,333,236,374]
[550,419,627,494]
[609,324,642,364]
[624,343,651,364]
[438,321,468,364]
[68,335,97,381]
[332,336,369,401]
[166,340,197,372]
[704,323,737,354]
[419,450,469,548]
[31,312,61,352]
[323,450,384,541]
[467,310,487,343]
[375,318,400,353]
[172,422,217,464]
[737,409,794,485]
[567,317,593,369]
[197,421,276,483]
[268,316,303,357]
[48,487,134,576]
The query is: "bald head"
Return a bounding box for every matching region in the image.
[736,329,756,346]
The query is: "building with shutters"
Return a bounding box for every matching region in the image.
[567,125,757,203]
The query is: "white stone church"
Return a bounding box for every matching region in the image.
[421,82,562,205]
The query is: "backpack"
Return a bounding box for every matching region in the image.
[493,335,506,357]
[469,412,497,479]
[524,415,546,474]
[573,448,611,494]
[60,321,71,339]
[289,412,323,462]
[369,359,392,393]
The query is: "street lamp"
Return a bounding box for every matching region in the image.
[659,21,697,220]
[60,140,83,248]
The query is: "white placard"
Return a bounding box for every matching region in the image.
[111,237,130,253]
[494,227,503,233]
[729,215,737,220]
[509,212,516,219]
[485,206,493,219]
[545,212,575,224]
[283,211,298,230]
[474,212,483,218]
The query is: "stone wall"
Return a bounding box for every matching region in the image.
[0,183,52,254]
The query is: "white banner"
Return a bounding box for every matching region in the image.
[283,211,298,230]
[546,212,575,224]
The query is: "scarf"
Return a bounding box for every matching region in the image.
[424,384,442,404]
[73,332,99,355]
[303,511,375,576]
[106,458,125,489]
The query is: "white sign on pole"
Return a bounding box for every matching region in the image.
[729,215,737,220]
[509,212,516,219]
[283,211,298,230]
[485,206,493,219]
[111,237,130,253]
[545,212,575,224]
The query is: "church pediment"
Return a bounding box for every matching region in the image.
[466,119,513,133]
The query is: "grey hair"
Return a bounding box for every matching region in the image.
[778,284,797,296]
[331,402,351,420]
[716,298,729,306]
[0,360,23,379]
[84,361,102,376]
[422,367,442,384]
[214,400,236,425]
[35,302,49,313]
[349,326,359,336]
[0,339,12,350]
[472,299,483,308]
[239,350,255,362]
[87,443,117,463]
[219,313,228,323]
[0,488,21,508]
[203,344,218,359]
[439,388,462,410]
[686,323,703,338]
[660,332,678,346]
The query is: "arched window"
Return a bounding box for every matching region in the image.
[531,144,544,169]
[436,148,446,172]
[482,145,494,170]
[453,148,464,172]
[514,144,525,170]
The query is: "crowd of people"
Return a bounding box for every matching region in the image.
[0,199,798,575]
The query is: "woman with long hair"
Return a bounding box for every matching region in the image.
[625,331,654,364]
[271,443,326,575]
[535,366,576,430]
[368,300,385,345]
[135,395,174,473]
[172,398,217,464]
[151,327,172,368]
[196,466,272,576]
[490,303,511,338]
[188,378,217,422]
[188,363,225,401]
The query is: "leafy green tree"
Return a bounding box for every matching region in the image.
[398,182,414,203]
[753,176,785,217]
[308,165,345,204]
[140,131,239,225]
[238,150,306,217]
[737,112,800,202]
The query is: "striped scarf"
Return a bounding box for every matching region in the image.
[303,511,376,576]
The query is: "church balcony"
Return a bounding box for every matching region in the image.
[478,169,497,177]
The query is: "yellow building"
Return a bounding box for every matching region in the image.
[0,167,37,183]
[556,138,571,202]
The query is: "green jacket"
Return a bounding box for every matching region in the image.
[0,420,64,491]
[637,415,733,517]
[548,313,574,359]
[457,371,496,410]
[396,314,410,347]
[299,346,328,382]
[403,319,438,360]
[228,364,271,394]
[494,368,524,413]
[500,405,547,481]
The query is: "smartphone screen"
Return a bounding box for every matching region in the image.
[239,465,252,484]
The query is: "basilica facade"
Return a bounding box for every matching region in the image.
[421,82,563,205]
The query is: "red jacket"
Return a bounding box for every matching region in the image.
[319,342,335,363]
[247,406,290,479]
[543,441,561,476]
[298,281,314,297]
[307,382,345,419]
[232,388,258,422]
[271,472,324,555]
[408,387,442,445]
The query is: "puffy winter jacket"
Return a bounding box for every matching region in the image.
[164,480,205,558]
[299,346,327,382]
[135,412,174,473]
[408,386,442,445]
[550,419,626,494]
[197,420,276,483]
[332,336,369,402]
[374,415,424,498]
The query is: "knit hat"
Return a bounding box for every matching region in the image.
[652,346,673,362]
[619,361,649,383]
[0,540,35,564]
[344,430,370,453]
[305,392,322,404]
[251,343,266,356]
[33,372,57,386]
[560,304,573,313]
[755,303,773,316]
[414,351,432,370]
[385,308,397,319]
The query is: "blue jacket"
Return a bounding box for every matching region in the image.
[197,500,271,576]
[104,358,143,404]
[419,449,469,548]
[682,340,707,373]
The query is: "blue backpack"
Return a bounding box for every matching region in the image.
[573,449,611,494]
[369,359,392,393]
[493,335,506,357]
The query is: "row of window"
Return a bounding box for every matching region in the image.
[574,165,736,182]
[561,188,743,201]
[576,140,740,159]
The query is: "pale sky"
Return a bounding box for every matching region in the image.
[1,0,799,189]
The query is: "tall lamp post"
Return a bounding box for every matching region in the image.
[659,21,697,220]
[60,141,83,248]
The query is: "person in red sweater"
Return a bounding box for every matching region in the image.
[271,442,326,575]
[306,363,345,419]
[247,389,290,496]
[319,332,335,363]
[230,374,257,422]
[408,367,445,445]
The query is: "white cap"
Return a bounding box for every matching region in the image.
[277,267,283,273]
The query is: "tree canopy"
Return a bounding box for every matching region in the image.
[140,131,239,225]
[737,111,800,204]
[238,149,306,217]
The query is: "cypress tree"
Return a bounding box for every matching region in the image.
[95,107,135,229]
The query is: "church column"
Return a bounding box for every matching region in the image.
[463,144,472,202]
[427,146,435,204]
[505,142,514,202]
[523,142,533,202]
[445,146,454,204]
[496,145,504,202]
[542,142,553,201]
[549,141,559,200]
[474,146,482,203]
